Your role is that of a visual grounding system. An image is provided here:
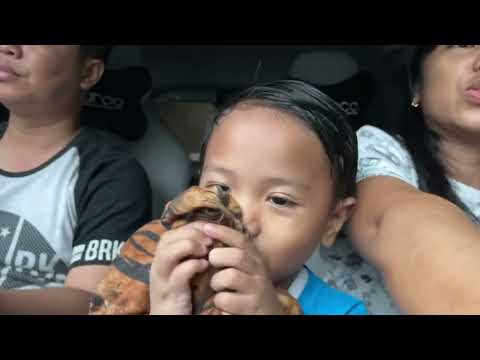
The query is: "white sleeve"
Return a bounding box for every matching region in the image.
[356,125,419,188]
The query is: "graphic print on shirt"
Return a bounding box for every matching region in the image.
[0,210,68,289]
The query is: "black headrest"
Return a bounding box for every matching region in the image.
[289,51,375,131]
[0,67,153,141]
[81,66,153,141]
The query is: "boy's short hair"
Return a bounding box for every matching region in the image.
[200,80,358,200]
[80,45,113,64]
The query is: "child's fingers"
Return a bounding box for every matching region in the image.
[158,221,211,250]
[210,267,251,293]
[186,221,211,232]
[149,258,209,315]
[153,230,211,275]
[170,258,210,286]
[213,292,251,315]
[208,247,256,274]
[201,223,248,249]
[159,223,212,248]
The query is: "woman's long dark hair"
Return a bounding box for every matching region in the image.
[381,46,474,219]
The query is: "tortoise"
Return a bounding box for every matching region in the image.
[89,185,302,315]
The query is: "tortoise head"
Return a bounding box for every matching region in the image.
[160,186,245,232]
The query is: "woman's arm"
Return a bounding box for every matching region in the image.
[349,176,480,314]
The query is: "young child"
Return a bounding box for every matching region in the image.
[149,80,367,315]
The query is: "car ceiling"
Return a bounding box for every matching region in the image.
[110,45,388,97]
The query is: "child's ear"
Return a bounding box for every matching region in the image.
[80,58,105,91]
[320,197,356,248]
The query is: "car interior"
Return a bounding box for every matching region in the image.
[0,45,399,290]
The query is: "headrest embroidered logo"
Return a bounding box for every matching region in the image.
[339,101,360,116]
[86,92,125,111]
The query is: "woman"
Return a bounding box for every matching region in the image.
[0,45,152,314]
[311,45,480,314]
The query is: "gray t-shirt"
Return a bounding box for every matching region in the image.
[0,123,152,289]
[308,125,480,315]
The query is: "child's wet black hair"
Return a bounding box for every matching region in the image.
[199,80,358,200]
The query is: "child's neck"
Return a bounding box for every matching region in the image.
[276,270,300,291]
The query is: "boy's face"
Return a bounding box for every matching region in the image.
[200,105,354,283]
[0,45,104,110]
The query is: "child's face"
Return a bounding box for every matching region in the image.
[200,105,354,283]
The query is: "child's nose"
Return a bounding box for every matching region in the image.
[241,206,261,238]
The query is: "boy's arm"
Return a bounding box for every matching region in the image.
[0,265,110,314]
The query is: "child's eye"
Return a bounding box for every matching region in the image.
[268,195,297,208]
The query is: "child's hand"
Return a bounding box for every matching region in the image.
[202,223,286,315]
[149,222,212,315]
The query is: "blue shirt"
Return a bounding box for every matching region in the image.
[289,266,367,315]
